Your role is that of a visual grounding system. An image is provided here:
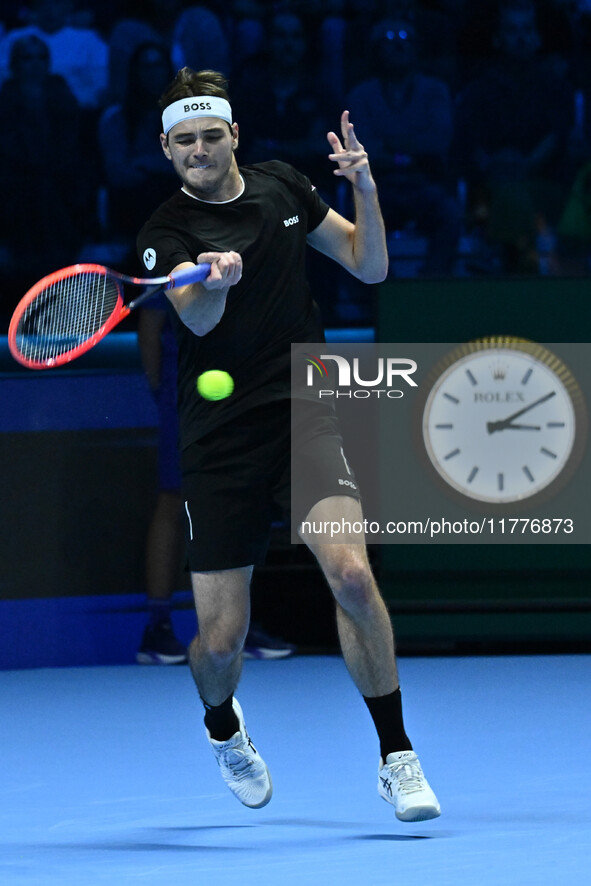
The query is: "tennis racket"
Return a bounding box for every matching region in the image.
[8,262,211,369]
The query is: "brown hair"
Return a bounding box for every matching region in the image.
[159,68,230,110]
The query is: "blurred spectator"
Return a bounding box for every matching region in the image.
[227,1,266,70]
[0,0,108,109]
[98,41,178,271]
[0,7,22,32]
[555,156,591,273]
[412,0,463,92]
[106,17,163,105]
[232,9,344,319]
[347,15,462,276]
[171,6,229,77]
[454,1,573,274]
[326,0,384,97]
[552,0,591,271]
[266,0,350,104]
[554,0,591,168]
[455,0,504,87]
[232,10,336,199]
[0,34,92,309]
[106,2,228,104]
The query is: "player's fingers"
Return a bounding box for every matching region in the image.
[345,125,361,151]
[328,147,365,162]
[327,131,344,154]
[340,111,362,152]
[197,252,222,275]
[197,252,242,285]
[197,251,241,264]
[220,251,242,275]
[332,154,369,175]
[340,110,353,141]
[224,251,243,283]
[204,257,224,282]
[328,149,368,173]
[214,256,231,282]
[215,253,243,285]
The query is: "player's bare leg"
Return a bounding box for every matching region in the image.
[189,566,251,705]
[301,496,397,695]
[302,496,440,821]
[189,566,272,808]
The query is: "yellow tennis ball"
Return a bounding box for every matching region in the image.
[196,369,234,401]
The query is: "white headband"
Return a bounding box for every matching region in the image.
[162,96,232,134]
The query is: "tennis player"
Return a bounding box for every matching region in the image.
[137,68,440,822]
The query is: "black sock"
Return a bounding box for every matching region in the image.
[203,694,240,741]
[363,688,413,760]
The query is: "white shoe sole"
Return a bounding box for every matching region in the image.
[136,652,187,665]
[243,771,273,808]
[389,799,441,822]
[243,648,294,660]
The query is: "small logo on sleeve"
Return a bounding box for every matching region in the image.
[283,215,299,227]
[143,248,157,270]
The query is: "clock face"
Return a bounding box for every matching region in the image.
[422,342,585,505]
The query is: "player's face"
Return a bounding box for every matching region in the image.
[161,118,240,201]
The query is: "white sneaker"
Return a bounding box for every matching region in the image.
[206,698,273,808]
[378,750,441,822]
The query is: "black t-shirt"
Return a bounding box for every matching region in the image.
[137,161,330,448]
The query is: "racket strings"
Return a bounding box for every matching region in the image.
[16,272,121,363]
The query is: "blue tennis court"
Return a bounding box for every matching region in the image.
[1,653,589,886]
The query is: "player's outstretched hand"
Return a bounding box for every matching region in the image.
[327,111,375,192]
[197,251,243,290]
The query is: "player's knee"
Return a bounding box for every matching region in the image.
[328,557,376,613]
[200,629,244,670]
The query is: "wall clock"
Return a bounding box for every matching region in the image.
[420,338,587,507]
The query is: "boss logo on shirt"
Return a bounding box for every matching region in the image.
[283,215,299,227]
[184,101,212,112]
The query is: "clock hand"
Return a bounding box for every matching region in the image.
[487,421,542,432]
[487,390,556,434]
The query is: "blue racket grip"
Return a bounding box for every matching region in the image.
[167,262,211,288]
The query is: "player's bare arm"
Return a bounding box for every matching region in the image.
[307,111,388,284]
[166,251,243,336]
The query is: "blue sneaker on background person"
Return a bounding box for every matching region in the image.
[137,621,188,665]
[243,623,297,660]
[137,620,295,664]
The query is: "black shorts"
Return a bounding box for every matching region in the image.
[180,400,360,571]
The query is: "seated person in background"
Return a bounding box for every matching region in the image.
[232,10,337,203]
[171,5,230,80]
[0,34,91,306]
[98,41,179,272]
[454,0,572,274]
[0,0,108,109]
[226,0,268,72]
[346,15,462,277]
[232,9,345,318]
